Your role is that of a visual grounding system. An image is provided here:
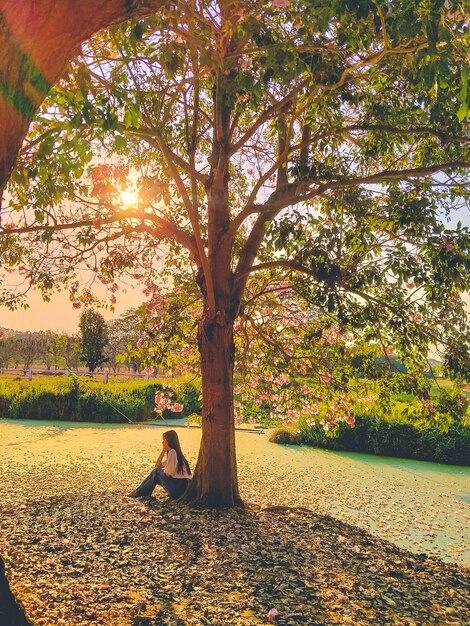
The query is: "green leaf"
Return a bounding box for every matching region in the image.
[457,102,467,122]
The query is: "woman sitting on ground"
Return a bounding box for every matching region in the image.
[128,430,191,499]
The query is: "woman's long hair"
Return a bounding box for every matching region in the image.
[163,430,191,475]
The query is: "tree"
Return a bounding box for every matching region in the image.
[0,0,165,198]
[61,334,81,371]
[105,309,143,373]
[0,333,18,369]
[78,309,108,372]
[1,1,470,506]
[14,332,46,370]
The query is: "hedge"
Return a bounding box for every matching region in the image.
[270,414,470,466]
[0,377,201,423]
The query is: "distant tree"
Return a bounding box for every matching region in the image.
[40,331,59,370]
[78,309,108,372]
[0,335,17,370]
[40,331,80,370]
[105,309,142,373]
[15,332,45,370]
[60,334,81,371]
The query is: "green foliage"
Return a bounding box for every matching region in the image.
[187,413,202,426]
[6,377,80,421]
[79,309,108,373]
[173,379,201,416]
[269,429,298,445]
[0,376,200,423]
[273,413,470,466]
[444,341,470,381]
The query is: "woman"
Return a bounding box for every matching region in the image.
[128,430,191,499]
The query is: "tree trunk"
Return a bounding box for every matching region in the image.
[0,0,164,198]
[184,310,242,508]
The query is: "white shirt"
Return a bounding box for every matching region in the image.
[163,449,190,479]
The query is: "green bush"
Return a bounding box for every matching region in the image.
[0,376,201,423]
[175,380,201,417]
[269,429,298,445]
[186,413,202,426]
[8,381,80,421]
[275,413,470,465]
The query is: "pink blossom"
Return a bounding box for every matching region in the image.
[238,56,252,71]
[445,243,455,252]
[275,373,290,386]
[170,403,184,413]
[271,0,289,7]
[136,338,143,349]
[319,373,332,383]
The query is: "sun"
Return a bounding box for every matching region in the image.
[120,190,138,206]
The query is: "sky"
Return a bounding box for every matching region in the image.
[0,283,146,333]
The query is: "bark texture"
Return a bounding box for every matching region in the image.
[0,0,165,197]
[184,312,241,508]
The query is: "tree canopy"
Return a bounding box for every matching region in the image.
[0,0,469,505]
[79,308,108,372]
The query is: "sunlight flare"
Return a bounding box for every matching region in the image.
[120,190,138,206]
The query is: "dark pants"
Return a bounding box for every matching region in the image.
[135,467,189,499]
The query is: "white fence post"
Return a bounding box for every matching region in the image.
[103,371,109,384]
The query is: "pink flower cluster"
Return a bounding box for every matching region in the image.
[154,390,184,415]
[322,327,342,345]
[234,371,325,426]
[421,400,436,415]
[320,409,355,431]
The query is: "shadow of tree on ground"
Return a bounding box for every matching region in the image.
[0,492,468,625]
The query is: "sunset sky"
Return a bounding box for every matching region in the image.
[0,282,146,333]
